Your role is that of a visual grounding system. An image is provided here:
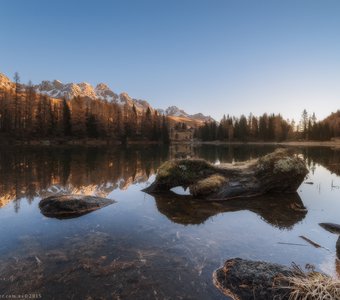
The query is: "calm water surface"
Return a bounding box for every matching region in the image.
[1,145,340,299]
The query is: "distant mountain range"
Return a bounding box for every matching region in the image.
[157,106,215,126]
[0,72,214,126]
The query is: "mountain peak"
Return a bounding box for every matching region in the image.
[36,79,114,102]
[95,83,110,90]
[159,105,215,125]
[53,79,63,87]
[0,73,13,89]
[0,71,213,126]
[77,82,96,98]
[165,106,189,118]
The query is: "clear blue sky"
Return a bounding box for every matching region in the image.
[1,0,340,122]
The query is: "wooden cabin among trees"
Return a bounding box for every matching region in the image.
[169,123,194,142]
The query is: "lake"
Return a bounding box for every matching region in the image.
[0,144,340,299]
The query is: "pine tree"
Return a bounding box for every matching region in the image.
[62,99,72,136]
[301,109,308,139]
[70,96,86,137]
[161,116,170,144]
[13,72,21,132]
[24,80,35,137]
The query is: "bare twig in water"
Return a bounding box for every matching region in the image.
[194,257,207,276]
[35,256,42,265]
[278,242,308,247]
[299,236,321,248]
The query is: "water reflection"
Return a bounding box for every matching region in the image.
[1,145,340,213]
[153,192,307,229]
[1,145,278,210]
[300,147,340,176]
[0,145,168,210]
[1,145,340,299]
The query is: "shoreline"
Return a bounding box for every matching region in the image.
[0,138,340,148]
[0,138,167,147]
[192,140,340,148]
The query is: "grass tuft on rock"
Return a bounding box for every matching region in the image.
[276,266,340,300]
[190,175,227,197]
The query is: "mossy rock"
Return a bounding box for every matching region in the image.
[155,159,217,188]
[144,148,308,200]
[39,194,115,219]
[213,258,293,299]
[256,149,306,175]
[190,175,227,197]
[213,258,338,300]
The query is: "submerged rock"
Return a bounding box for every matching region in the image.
[337,237,340,259]
[213,258,292,299]
[319,223,340,235]
[39,195,115,219]
[213,258,340,300]
[319,223,340,259]
[143,148,308,200]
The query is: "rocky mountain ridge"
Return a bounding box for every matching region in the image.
[0,73,14,90]
[0,72,214,125]
[157,106,214,123]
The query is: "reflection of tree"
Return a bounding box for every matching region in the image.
[152,192,307,229]
[0,146,169,210]
[193,145,340,177]
[2,144,340,213]
[300,147,340,176]
[192,144,277,164]
[1,145,281,211]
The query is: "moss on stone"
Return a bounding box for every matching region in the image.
[190,174,227,197]
[273,156,306,174]
[157,161,177,179]
[256,148,307,176]
[156,159,215,185]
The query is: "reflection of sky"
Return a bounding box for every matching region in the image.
[296,165,340,276]
[1,145,340,297]
[300,165,340,223]
[1,162,340,280]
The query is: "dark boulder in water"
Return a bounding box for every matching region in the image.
[337,237,340,259]
[213,258,338,300]
[319,222,340,235]
[319,223,340,259]
[213,258,293,299]
[39,194,115,219]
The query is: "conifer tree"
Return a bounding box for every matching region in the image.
[62,99,72,136]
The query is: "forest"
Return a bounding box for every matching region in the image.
[0,74,339,143]
[194,109,338,142]
[0,77,170,143]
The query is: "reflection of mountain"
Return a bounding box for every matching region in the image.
[2,144,340,214]
[152,192,307,229]
[0,145,280,211]
[0,192,16,208]
[0,146,169,211]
